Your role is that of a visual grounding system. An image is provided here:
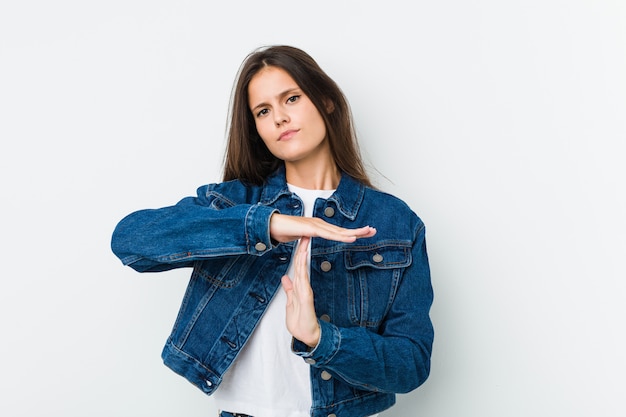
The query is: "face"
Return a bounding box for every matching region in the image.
[248,66,330,166]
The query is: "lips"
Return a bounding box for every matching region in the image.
[279,129,298,141]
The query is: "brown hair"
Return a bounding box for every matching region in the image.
[222,45,373,187]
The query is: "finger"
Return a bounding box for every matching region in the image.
[315,225,376,242]
[298,236,311,256]
[293,237,310,287]
[292,238,313,303]
[281,274,293,293]
[351,226,377,238]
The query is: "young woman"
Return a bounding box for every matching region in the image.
[111,45,434,417]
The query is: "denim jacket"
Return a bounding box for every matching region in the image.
[111,166,434,417]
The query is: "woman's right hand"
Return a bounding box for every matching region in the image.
[269,213,376,243]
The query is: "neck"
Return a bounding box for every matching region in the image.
[285,159,340,190]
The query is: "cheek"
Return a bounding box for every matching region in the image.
[254,119,274,147]
[254,119,269,140]
[311,112,327,139]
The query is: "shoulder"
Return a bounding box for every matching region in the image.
[361,186,425,231]
[363,187,418,215]
[195,179,264,206]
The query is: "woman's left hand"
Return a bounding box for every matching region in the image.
[281,236,320,348]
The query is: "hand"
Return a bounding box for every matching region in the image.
[270,213,376,243]
[281,236,320,347]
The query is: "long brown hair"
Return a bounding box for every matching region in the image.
[222,45,372,187]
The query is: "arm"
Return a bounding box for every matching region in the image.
[110,185,277,272]
[111,184,377,273]
[291,225,434,393]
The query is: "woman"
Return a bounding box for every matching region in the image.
[111,45,433,417]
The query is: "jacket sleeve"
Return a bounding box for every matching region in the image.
[110,184,278,272]
[292,223,434,394]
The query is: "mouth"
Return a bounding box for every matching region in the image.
[279,129,299,141]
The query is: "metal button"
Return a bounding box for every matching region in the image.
[324,207,335,217]
[320,314,331,322]
[320,261,332,272]
[305,358,316,365]
[321,370,332,380]
[328,414,337,417]
[372,253,383,263]
[254,242,267,251]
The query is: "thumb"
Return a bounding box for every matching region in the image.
[281,274,293,293]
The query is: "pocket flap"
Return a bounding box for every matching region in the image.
[345,244,412,270]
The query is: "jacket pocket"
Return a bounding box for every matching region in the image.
[169,255,256,346]
[344,243,412,326]
[196,255,255,288]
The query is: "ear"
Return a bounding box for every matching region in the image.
[324,99,335,114]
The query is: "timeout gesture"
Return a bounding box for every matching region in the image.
[270,213,376,244]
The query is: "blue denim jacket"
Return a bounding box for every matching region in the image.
[111,166,434,417]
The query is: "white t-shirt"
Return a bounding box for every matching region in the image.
[213,185,333,417]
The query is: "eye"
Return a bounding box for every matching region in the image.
[287,95,300,103]
[256,108,269,118]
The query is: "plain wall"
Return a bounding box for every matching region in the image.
[1,1,624,416]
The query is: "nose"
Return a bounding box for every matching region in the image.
[274,109,289,126]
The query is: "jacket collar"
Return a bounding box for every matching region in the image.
[260,165,366,221]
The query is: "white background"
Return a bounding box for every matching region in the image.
[1,1,625,416]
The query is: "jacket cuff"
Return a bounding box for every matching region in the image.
[245,204,278,255]
[292,320,340,366]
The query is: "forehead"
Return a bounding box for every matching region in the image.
[248,66,299,103]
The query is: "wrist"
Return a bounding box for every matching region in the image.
[304,323,321,348]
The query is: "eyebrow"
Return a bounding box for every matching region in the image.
[250,87,301,113]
